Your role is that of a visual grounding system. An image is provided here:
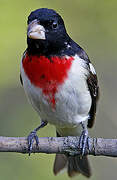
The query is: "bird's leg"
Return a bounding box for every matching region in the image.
[79,122,89,156]
[27,121,48,155]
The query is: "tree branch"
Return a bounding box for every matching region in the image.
[0,136,117,157]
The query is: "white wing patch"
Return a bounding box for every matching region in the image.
[89,63,96,75]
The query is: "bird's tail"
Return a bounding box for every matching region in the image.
[53,154,91,178]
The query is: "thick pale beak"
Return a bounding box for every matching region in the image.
[27,19,46,40]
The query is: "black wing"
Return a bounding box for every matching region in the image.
[20,50,27,86]
[87,64,99,128]
[75,43,99,128]
[65,40,99,128]
[20,73,23,86]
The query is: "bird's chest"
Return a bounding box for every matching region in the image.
[22,54,74,108]
[21,54,90,127]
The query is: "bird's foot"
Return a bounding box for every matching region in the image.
[27,121,48,156]
[79,129,89,156]
[27,130,39,156]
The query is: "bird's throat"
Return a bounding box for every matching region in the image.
[22,53,74,108]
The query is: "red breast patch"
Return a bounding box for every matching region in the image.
[22,53,74,108]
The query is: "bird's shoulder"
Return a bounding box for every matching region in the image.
[64,39,90,63]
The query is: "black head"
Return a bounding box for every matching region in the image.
[27,8,70,56]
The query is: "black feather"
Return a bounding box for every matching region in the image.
[87,72,99,128]
[20,74,23,86]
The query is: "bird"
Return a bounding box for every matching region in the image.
[20,8,99,178]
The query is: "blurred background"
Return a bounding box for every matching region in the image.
[0,0,117,179]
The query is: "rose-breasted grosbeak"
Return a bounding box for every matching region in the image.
[20,8,99,178]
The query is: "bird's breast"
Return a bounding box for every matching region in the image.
[22,53,74,108]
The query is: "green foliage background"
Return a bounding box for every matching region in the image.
[0,0,117,179]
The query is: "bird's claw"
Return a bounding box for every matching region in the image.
[79,129,88,156]
[27,130,39,156]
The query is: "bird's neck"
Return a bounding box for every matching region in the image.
[27,36,75,57]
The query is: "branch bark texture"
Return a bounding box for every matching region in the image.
[0,136,117,157]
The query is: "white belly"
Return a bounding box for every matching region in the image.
[20,55,91,130]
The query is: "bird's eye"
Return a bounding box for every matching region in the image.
[52,22,58,29]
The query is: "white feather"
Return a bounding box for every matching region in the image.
[89,63,96,74]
